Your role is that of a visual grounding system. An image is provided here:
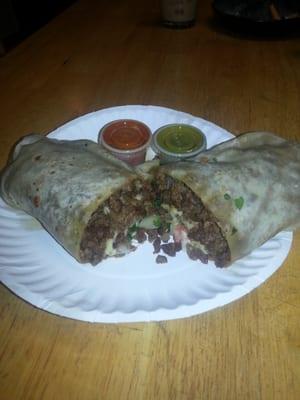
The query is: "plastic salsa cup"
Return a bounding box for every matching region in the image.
[151,123,207,162]
[98,119,152,166]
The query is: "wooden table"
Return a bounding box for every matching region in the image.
[0,1,299,398]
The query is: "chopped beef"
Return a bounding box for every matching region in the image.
[175,241,182,252]
[113,232,126,249]
[156,255,168,264]
[186,244,208,264]
[80,179,156,265]
[136,228,147,243]
[161,242,177,257]
[186,244,199,260]
[146,229,158,242]
[161,232,170,243]
[109,197,122,213]
[157,174,231,267]
[80,172,230,268]
[153,237,161,254]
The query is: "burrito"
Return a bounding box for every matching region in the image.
[156,132,300,266]
[0,135,158,265]
[1,132,299,268]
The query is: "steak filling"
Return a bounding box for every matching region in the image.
[80,179,156,265]
[80,174,231,267]
[155,174,231,267]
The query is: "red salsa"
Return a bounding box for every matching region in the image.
[99,119,152,166]
[101,120,150,150]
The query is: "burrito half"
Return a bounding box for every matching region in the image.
[156,132,300,266]
[0,135,158,265]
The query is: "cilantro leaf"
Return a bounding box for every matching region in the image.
[224,193,231,200]
[234,197,244,210]
[153,216,162,228]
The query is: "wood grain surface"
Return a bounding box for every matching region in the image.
[0,1,299,399]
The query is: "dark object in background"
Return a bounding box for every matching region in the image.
[161,0,198,29]
[212,0,300,37]
[0,0,77,54]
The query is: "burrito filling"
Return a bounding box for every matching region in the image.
[155,174,231,267]
[80,179,157,265]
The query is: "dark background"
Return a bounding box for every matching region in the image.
[0,0,77,54]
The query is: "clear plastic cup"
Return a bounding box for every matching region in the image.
[98,119,152,166]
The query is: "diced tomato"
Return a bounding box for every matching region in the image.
[173,224,188,243]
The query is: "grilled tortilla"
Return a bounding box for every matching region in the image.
[157,132,300,266]
[0,134,157,265]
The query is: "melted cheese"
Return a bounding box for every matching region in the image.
[104,234,132,257]
[104,238,116,257]
[162,203,208,253]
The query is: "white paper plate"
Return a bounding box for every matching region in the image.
[0,105,293,323]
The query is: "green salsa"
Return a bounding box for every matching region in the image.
[156,125,204,154]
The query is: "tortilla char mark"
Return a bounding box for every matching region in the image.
[156,174,231,267]
[79,179,156,265]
